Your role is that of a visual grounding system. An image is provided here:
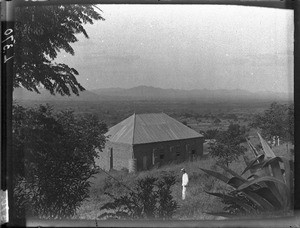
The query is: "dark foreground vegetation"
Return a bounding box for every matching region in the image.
[12,104,107,219]
[12,100,294,220]
[74,140,293,220]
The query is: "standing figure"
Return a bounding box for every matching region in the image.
[181,168,189,200]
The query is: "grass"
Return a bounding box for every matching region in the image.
[74,155,238,220]
[73,142,293,220]
[272,142,294,159]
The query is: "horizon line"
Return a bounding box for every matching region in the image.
[16,85,293,95]
[87,85,293,94]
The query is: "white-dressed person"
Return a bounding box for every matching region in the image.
[181,168,189,200]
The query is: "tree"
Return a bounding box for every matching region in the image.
[214,118,221,125]
[251,102,294,143]
[203,129,220,140]
[209,124,247,167]
[225,114,238,122]
[14,5,104,96]
[220,124,247,146]
[181,120,188,126]
[12,104,107,218]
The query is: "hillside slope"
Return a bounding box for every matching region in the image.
[74,156,242,220]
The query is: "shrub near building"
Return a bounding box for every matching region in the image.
[12,104,107,219]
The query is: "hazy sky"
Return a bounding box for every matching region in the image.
[56,4,294,93]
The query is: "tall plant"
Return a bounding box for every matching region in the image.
[201,133,293,218]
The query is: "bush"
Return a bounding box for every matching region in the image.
[204,129,220,140]
[12,104,107,219]
[209,124,247,167]
[214,118,221,124]
[251,102,294,143]
[99,172,178,219]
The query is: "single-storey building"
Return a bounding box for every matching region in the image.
[95,113,204,172]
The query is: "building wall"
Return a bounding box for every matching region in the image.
[95,141,133,171]
[133,137,204,171]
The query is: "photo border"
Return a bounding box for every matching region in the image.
[1,0,298,227]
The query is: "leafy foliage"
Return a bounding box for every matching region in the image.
[14,5,104,96]
[181,120,188,126]
[224,114,238,121]
[12,104,107,219]
[202,133,293,218]
[213,118,221,124]
[156,174,179,218]
[251,102,294,143]
[203,129,219,140]
[209,124,247,166]
[99,172,178,220]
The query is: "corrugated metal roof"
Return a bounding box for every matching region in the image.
[133,113,202,144]
[105,114,135,144]
[106,113,203,145]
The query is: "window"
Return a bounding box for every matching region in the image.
[192,150,196,155]
[160,154,164,160]
[176,151,180,157]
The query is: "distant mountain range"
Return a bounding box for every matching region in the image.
[13,87,103,102]
[13,86,293,102]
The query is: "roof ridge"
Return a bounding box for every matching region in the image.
[136,112,162,115]
[132,113,136,145]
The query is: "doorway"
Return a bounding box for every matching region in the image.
[190,149,196,161]
[110,148,113,170]
[143,156,147,170]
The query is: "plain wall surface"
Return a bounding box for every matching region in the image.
[96,137,204,171]
[133,137,204,171]
[95,141,133,171]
